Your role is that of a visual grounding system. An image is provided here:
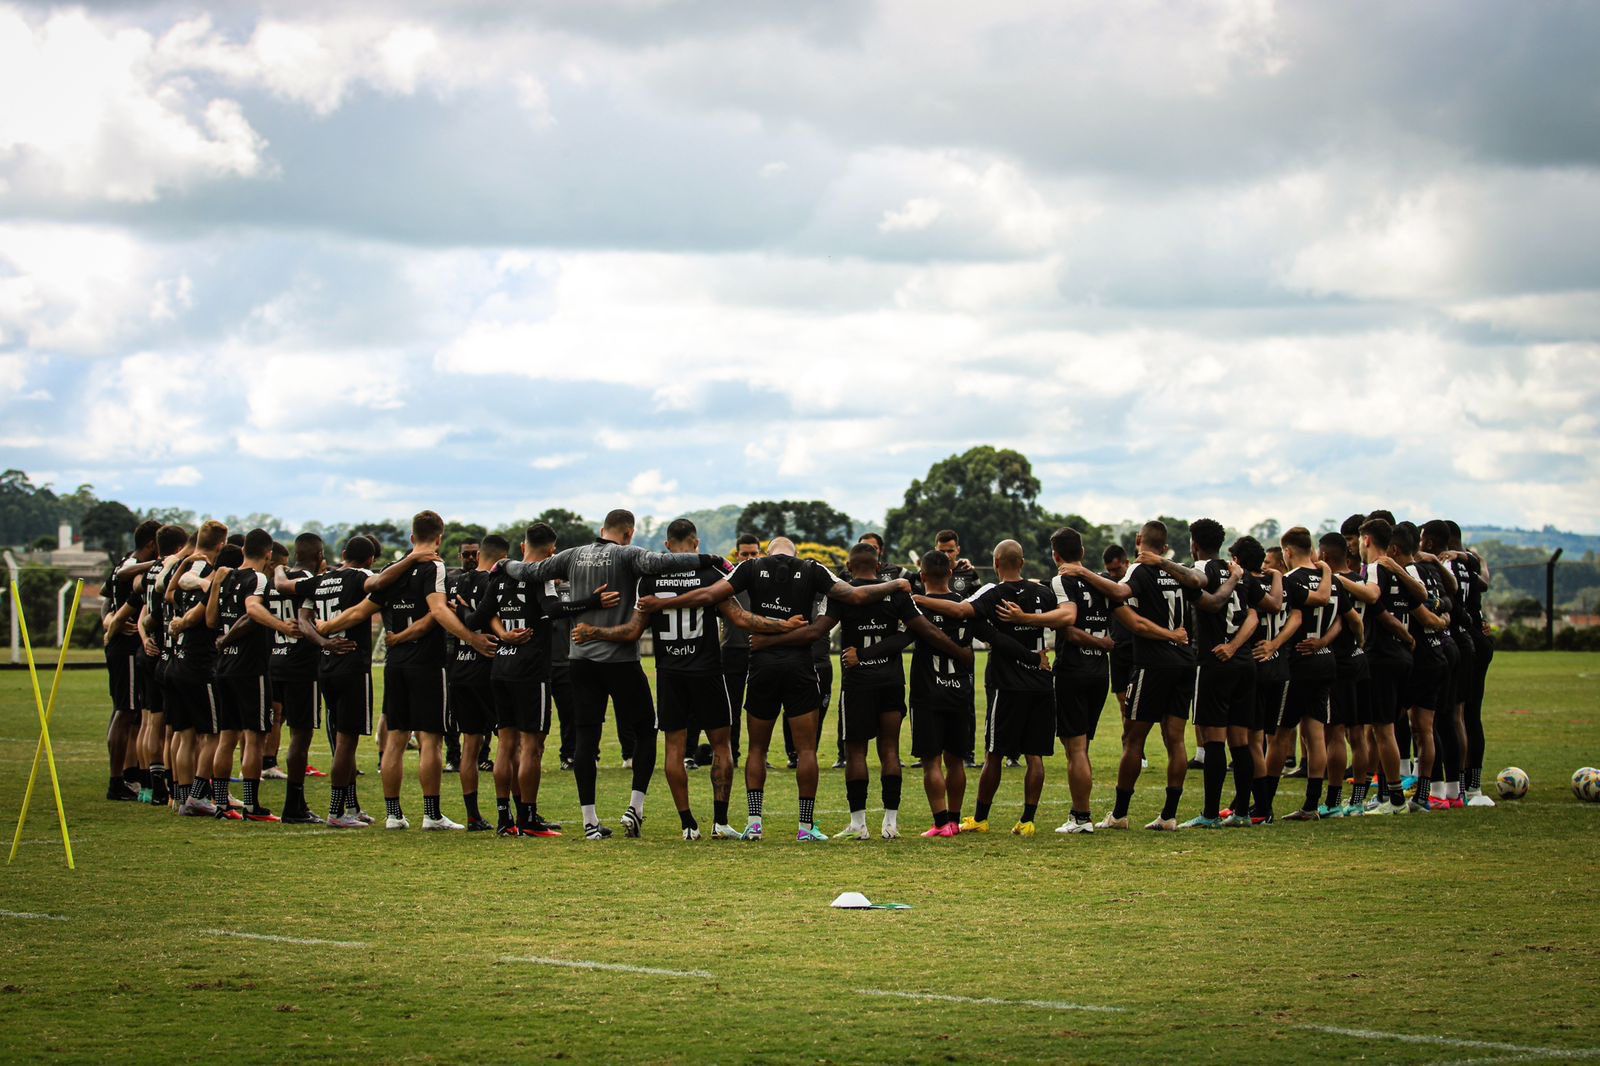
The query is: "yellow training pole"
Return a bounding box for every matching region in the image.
[7,579,79,868]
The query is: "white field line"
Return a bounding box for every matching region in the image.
[1297,1025,1600,1060]
[201,928,368,948]
[0,909,68,921]
[500,955,713,979]
[856,988,1124,1013]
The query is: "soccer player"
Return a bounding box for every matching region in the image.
[905,547,978,836]
[912,529,984,769]
[1171,519,1259,830]
[764,542,968,840]
[168,520,229,815]
[710,533,765,769]
[1387,522,1452,811]
[1101,543,1137,757]
[210,528,297,822]
[915,539,1058,836]
[1416,520,1465,809]
[102,519,161,800]
[266,532,326,823]
[573,518,805,840]
[360,511,498,831]
[278,535,380,828]
[635,537,910,842]
[442,538,481,774]
[502,509,702,839]
[1260,528,1337,822]
[1445,521,1495,805]
[1317,531,1368,817]
[132,523,188,806]
[447,534,499,830]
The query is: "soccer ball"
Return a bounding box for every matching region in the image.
[1495,767,1529,799]
[1572,768,1600,802]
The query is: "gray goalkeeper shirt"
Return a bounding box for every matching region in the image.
[504,540,702,663]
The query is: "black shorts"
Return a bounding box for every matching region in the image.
[909,690,974,759]
[984,689,1054,757]
[813,659,834,715]
[657,671,733,734]
[217,674,272,733]
[277,678,321,731]
[139,657,163,716]
[1126,664,1195,724]
[384,664,449,734]
[1405,660,1444,712]
[1329,672,1356,727]
[1194,657,1254,730]
[1255,675,1289,734]
[161,668,187,730]
[569,659,656,731]
[1054,672,1109,740]
[450,682,495,735]
[1436,641,1461,715]
[745,661,823,721]
[1367,659,1408,726]
[1110,645,1133,697]
[1285,661,1335,728]
[839,684,905,743]
[172,675,219,735]
[106,646,139,716]
[493,679,551,734]
[321,671,374,736]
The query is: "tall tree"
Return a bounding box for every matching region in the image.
[81,500,140,556]
[737,500,854,548]
[883,446,1059,569]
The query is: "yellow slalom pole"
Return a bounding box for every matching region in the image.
[7,580,79,868]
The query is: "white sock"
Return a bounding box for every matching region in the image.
[630,789,647,815]
[1193,747,1206,764]
[850,810,866,830]
[882,810,898,830]
[582,803,597,826]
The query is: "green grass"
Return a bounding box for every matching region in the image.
[2,653,1598,1063]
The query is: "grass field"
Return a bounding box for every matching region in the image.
[2,652,1598,1063]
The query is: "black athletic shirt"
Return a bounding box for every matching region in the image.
[215,568,272,678]
[637,563,726,676]
[1284,566,1336,679]
[1121,563,1199,668]
[1249,572,1291,682]
[174,560,219,679]
[1410,563,1449,667]
[447,568,494,686]
[966,580,1055,693]
[1446,556,1477,645]
[1048,573,1110,678]
[104,552,141,653]
[727,556,841,669]
[909,592,975,705]
[294,568,374,679]
[371,560,448,670]
[149,559,175,665]
[268,567,317,682]
[1364,564,1420,666]
[828,578,919,691]
[1189,559,1248,657]
[478,565,553,683]
[1330,576,1361,665]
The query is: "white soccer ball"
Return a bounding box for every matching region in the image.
[1495,767,1529,799]
[1573,768,1600,802]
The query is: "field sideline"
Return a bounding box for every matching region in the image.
[2,653,1597,1063]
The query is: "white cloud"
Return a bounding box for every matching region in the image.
[878,197,943,233]
[157,464,202,487]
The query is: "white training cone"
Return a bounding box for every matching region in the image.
[831,891,872,909]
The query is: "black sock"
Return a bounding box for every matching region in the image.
[678,808,697,830]
[935,810,951,827]
[286,781,306,813]
[1161,786,1182,821]
[1304,777,1323,812]
[1416,777,1432,804]
[1325,783,1343,808]
[1112,788,1133,820]
[1351,781,1368,805]
[328,784,345,819]
[385,796,403,819]
[242,778,259,810]
[846,777,868,814]
[262,755,277,770]
[1228,745,1253,814]
[463,791,481,822]
[497,797,512,824]
[974,799,992,822]
[514,799,531,826]
[423,794,442,820]
[1071,809,1090,824]
[798,796,815,827]
[212,778,229,807]
[191,777,209,801]
[123,766,140,785]
[1202,740,1227,818]
[346,784,360,813]
[881,774,902,813]
[1020,803,1037,823]
[714,799,729,826]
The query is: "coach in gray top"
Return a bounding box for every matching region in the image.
[504,509,701,839]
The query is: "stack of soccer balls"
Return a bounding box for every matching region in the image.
[1496,767,1529,799]
[1572,767,1600,802]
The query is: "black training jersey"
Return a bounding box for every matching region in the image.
[1459,553,1485,633]
[448,568,494,686]
[829,578,919,690]
[105,552,141,652]
[215,568,272,678]
[1445,556,1477,645]
[908,567,985,600]
[149,559,176,664]
[1249,572,1291,681]
[1409,563,1449,666]
[910,592,974,704]
[1104,570,1133,651]
[480,566,552,683]
[638,563,725,675]
[548,578,578,664]
[1048,573,1110,678]
[295,568,374,678]
[268,567,317,682]
[1284,566,1336,677]
[1189,559,1251,657]
[174,560,219,678]
[1330,576,1362,664]
[967,580,1055,693]
[727,556,841,668]
[372,560,447,669]
[1365,564,1419,665]
[1121,563,1199,667]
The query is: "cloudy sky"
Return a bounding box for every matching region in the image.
[2,1,1598,535]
